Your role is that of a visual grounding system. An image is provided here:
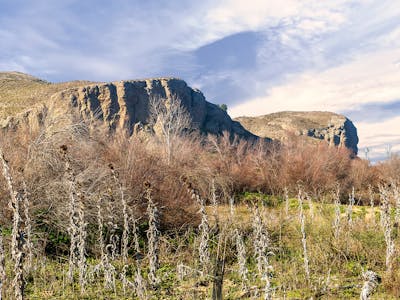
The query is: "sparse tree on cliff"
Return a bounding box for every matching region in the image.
[148,94,192,164]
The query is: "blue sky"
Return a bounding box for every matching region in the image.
[1,0,399,160]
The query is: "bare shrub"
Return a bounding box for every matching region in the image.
[148,94,192,165]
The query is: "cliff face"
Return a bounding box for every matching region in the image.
[0,72,358,152]
[235,111,359,154]
[0,72,255,140]
[49,78,255,139]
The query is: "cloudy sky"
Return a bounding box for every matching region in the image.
[1,0,399,160]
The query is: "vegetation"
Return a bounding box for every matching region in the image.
[0,72,94,119]
[0,96,399,299]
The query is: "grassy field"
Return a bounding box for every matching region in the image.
[1,192,398,299]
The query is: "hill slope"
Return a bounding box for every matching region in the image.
[0,71,94,119]
[235,111,359,154]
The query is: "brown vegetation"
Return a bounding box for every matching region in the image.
[0,109,399,298]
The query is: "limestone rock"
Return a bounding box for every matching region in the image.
[235,111,359,154]
[50,78,256,139]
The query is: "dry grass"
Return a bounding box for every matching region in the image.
[0,71,94,119]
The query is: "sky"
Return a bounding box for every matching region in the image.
[0,0,399,161]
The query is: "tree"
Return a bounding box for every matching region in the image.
[148,94,192,164]
[219,104,228,112]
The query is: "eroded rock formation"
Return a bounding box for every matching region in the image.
[235,111,359,154]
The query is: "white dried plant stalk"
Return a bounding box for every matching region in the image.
[146,187,160,287]
[0,227,6,300]
[347,187,355,228]
[130,214,140,254]
[333,187,341,240]
[22,181,33,271]
[129,207,146,298]
[379,186,394,273]
[77,197,87,294]
[11,193,25,300]
[177,262,189,281]
[368,185,374,209]
[211,179,219,224]
[110,165,130,293]
[134,266,147,299]
[234,229,249,291]
[360,270,379,300]
[95,198,116,291]
[0,150,25,300]
[298,190,310,282]
[62,147,87,292]
[392,182,400,225]
[184,181,210,274]
[197,193,210,274]
[105,193,119,261]
[252,206,273,299]
[64,155,79,283]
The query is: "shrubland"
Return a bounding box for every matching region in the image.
[0,111,399,299]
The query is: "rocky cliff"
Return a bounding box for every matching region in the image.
[235,111,359,154]
[49,78,255,138]
[0,72,255,140]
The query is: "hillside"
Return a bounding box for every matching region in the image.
[0,71,94,119]
[235,111,359,154]
[0,72,255,140]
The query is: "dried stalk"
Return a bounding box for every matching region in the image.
[145,185,160,287]
[234,229,249,291]
[96,197,116,291]
[61,146,87,293]
[77,197,87,294]
[198,194,210,274]
[21,181,33,271]
[393,182,400,226]
[252,206,273,299]
[333,187,341,240]
[360,270,379,300]
[379,186,394,274]
[0,149,25,300]
[298,190,310,283]
[110,164,130,294]
[347,187,355,228]
[0,227,6,300]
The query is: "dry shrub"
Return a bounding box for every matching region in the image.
[1,111,398,255]
[348,159,381,204]
[376,154,400,183]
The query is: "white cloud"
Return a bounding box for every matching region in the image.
[173,0,354,51]
[229,47,400,149]
[357,116,400,161]
[358,116,400,147]
[230,48,400,116]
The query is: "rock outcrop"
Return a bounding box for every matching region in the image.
[0,72,255,140]
[235,111,359,154]
[49,78,255,139]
